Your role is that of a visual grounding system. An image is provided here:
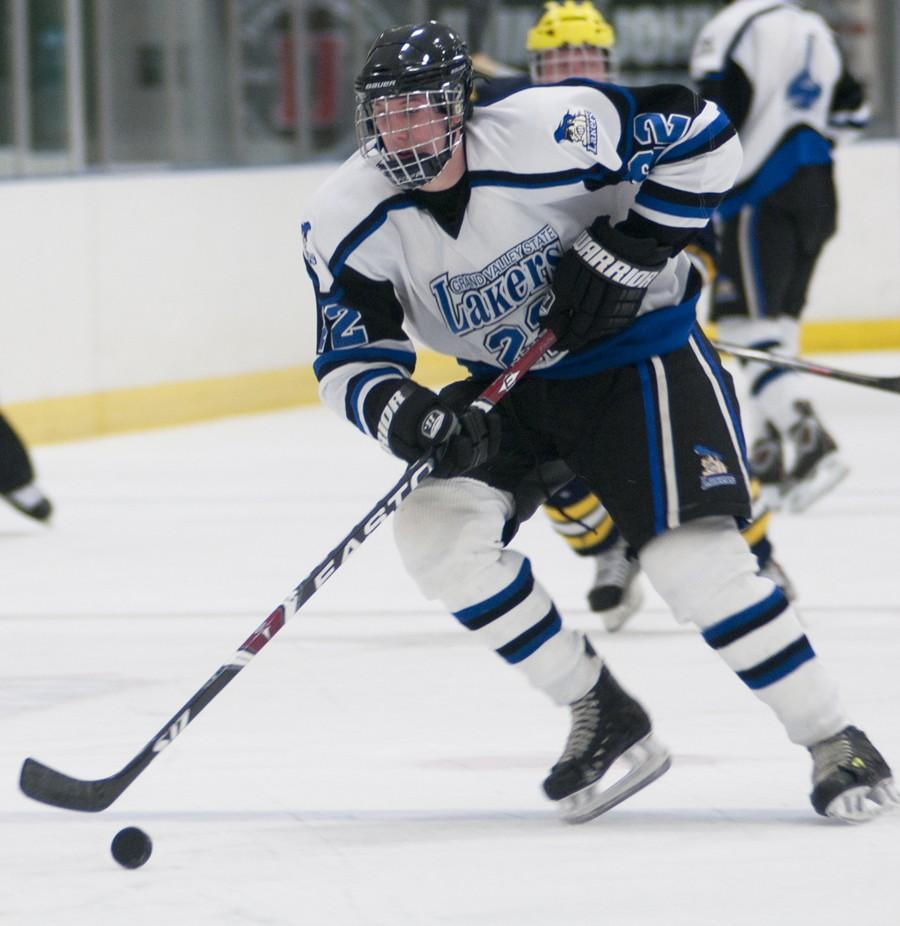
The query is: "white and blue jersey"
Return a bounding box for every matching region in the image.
[690,0,867,219]
[301,80,741,439]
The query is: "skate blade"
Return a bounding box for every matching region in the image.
[556,733,671,825]
[825,777,900,824]
[782,454,850,513]
[599,582,644,633]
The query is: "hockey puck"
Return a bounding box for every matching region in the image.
[110,826,152,869]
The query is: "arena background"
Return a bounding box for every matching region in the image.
[0,0,897,443]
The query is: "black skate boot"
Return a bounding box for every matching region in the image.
[781,401,849,512]
[587,535,643,631]
[543,662,670,824]
[809,725,900,823]
[1,481,53,522]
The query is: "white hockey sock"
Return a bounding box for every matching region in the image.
[640,517,848,746]
[394,478,602,705]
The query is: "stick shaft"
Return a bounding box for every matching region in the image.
[714,340,900,394]
[20,330,557,812]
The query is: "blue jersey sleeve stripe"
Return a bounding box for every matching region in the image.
[634,192,720,219]
[345,367,406,433]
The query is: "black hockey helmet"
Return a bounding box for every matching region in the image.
[355,22,473,189]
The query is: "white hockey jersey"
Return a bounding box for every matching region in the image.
[302,81,741,436]
[690,0,854,216]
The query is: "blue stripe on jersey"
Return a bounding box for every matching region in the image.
[453,558,534,628]
[737,636,815,689]
[702,587,789,649]
[459,290,700,381]
[345,367,406,432]
[638,360,667,536]
[330,197,419,277]
[497,607,562,664]
[691,328,748,463]
[656,111,735,165]
[469,164,612,189]
[717,128,833,218]
[314,346,416,381]
[634,192,717,220]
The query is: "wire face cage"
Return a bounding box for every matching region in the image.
[529,45,615,83]
[355,87,467,189]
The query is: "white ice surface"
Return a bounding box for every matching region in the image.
[2,353,899,925]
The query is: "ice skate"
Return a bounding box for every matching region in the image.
[543,663,670,823]
[809,725,900,823]
[780,401,849,512]
[749,421,785,512]
[587,535,643,631]
[1,481,53,522]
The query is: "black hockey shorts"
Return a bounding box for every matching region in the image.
[712,162,837,322]
[439,329,752,553]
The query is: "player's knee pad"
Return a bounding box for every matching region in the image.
[639,516,769,629]
[393,477,514,603]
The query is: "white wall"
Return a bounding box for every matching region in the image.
[806,140,900,319]
[0,142,897,406]
[0,163,333,404]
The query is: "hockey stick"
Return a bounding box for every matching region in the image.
[19,329,557,813]
[714,340,900,395]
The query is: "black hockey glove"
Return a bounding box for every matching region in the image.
[376,380,501,478]
[543,217,671,353]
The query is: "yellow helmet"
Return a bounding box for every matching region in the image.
[526,1,616,52]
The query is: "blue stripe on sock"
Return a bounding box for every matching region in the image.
[738,636,815,689]
[453,558,534,628]
[751,366,791,397]
[497,607,562,664]
[702,587,788,649]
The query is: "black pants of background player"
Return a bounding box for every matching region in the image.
[712,163,837,322]
[0,410,36,494]
[439,327,751,553]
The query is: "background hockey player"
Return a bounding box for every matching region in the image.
[690,0,870,512]
[479,1,795,631]
[302,21,896,824]
[0,408,52,522]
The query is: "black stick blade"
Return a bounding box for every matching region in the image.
[20,757,125,812]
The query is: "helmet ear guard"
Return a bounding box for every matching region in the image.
[354,21,472,190]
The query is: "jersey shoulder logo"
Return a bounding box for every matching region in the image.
[554,110,598,155]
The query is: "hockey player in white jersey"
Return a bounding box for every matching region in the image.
[691,1,869,512]
[302,21,897,823]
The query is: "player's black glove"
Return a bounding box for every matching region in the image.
[543,217,670,352]
[376,381,501,478]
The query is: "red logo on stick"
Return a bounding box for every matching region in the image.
[240,605,286,655]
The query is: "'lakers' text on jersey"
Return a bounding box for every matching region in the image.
[302,81,741,441]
